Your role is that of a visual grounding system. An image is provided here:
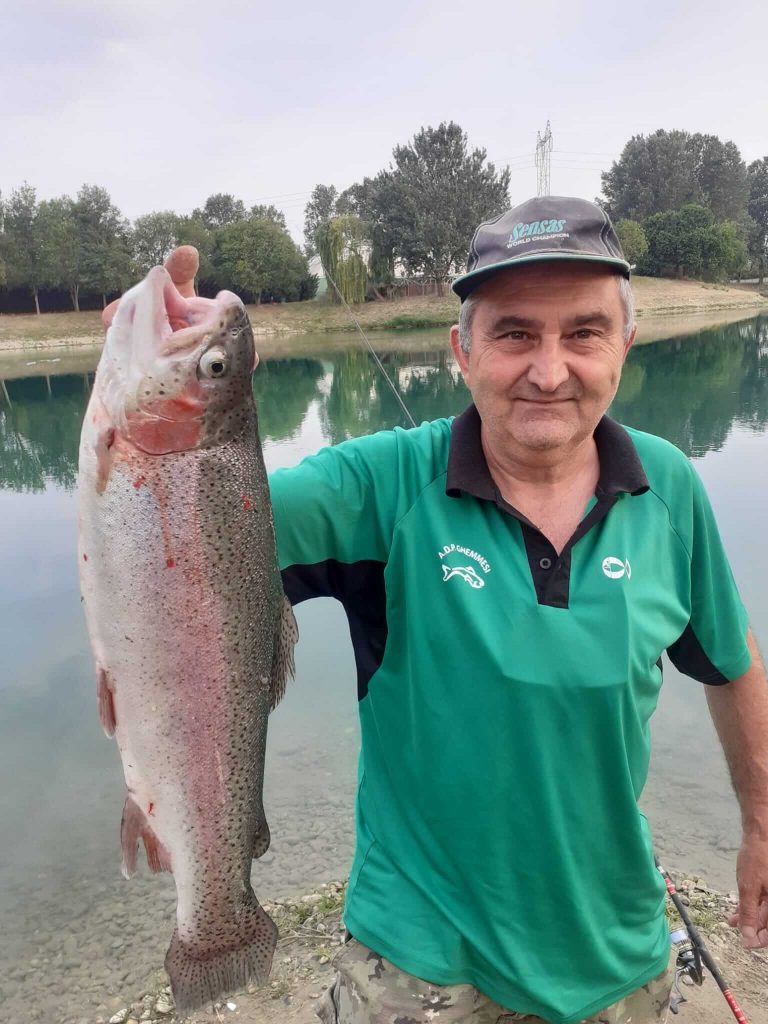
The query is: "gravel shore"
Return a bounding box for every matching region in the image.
[63,874,768,1024]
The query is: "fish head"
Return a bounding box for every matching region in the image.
[97,266,258,455]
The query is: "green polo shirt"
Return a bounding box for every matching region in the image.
[269,404,750,1024]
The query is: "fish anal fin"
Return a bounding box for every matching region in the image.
[269,594,298,711]
[97,666,117,737]
[165,898,277,1013]
[120,795,172,879]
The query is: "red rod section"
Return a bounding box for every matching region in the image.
[656,858,749,1024]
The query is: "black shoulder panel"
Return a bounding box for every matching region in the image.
[667,622,729,685]
[281,559,388,701]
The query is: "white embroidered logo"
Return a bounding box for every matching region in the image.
[442,564,486,589]
[437,543,492,590]
[602,556,631,580]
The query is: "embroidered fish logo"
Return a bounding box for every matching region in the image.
[441,564,485,589]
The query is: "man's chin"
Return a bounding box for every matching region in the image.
[509,425,577,451]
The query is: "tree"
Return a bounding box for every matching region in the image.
[192,193,247,230]
[747,158,768,284]
[602,130,748,223]
[315,216,369,305]
[689,134,749,222]
[303,185,338,258]
[36,197,80,307]
[642,204,747,280]
[132,211,181,273]
[213,218,312,303]
[368,122,510,290]
[602,131,701,221]
[614,220,648,267]
[1,184,46,313]
[74,185,132,308]
[250,204,287,230]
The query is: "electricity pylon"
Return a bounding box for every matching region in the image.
[535,121,553,196]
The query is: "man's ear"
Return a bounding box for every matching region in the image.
[450,324,471,385]
[622,324,637,362]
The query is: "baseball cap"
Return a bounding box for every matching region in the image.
[452,196,630,301]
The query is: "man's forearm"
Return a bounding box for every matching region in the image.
[706,630,768,836]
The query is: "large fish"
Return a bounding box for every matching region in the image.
[78,266,298,1013]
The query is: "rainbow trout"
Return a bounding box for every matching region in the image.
[78,266,297,1013]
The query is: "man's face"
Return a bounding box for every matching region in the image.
[450,263,635,457]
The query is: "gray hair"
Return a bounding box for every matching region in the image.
[457,274,635,354]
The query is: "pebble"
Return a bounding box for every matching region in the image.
[109,1011,129,1024]
[154,996,173,1015]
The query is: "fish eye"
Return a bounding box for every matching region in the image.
[199,348,228,379]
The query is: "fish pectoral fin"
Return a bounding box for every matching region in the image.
[269,594,299,711]
[120,795,172,879]
[97,665,117,737]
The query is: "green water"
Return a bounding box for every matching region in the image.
[0,316,766,1022]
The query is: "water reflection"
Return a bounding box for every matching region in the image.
[612,316,768,456]
[253,358,325,440]
[0,374,91,491]
[2,318,766,494]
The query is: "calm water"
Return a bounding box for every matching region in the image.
[1,316,767,1022]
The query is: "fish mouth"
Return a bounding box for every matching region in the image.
[144,267,245,360]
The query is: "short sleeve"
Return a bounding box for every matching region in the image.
[666,462,751,684]
[268,429,401,603]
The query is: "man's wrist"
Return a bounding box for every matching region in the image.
[742,808,768,840]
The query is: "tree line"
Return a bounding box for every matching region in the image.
[0,188,316,314]
[306,125,768,303]
[603,131,767,282]
[2,123,767,315]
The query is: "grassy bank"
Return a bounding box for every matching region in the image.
[0,277,764,353]
[95,874,767,1024]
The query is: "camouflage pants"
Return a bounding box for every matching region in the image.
[315,937,674,1024]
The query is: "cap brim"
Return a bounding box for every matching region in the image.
[452,252,632,301]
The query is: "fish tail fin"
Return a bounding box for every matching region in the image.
[165,898,278,1013]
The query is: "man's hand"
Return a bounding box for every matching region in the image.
[102,246,201,332]
[728,833,768,947]
[706,629,768,948]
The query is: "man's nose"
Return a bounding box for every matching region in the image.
[526,338,570,392]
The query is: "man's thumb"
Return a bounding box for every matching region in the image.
[737,882,760,947]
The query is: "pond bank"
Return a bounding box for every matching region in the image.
[0,277,764,354]
[86,874,767,1024]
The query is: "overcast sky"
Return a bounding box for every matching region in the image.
[3,0,766,245]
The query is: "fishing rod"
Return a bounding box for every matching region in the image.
[656,857,749,1023]
[323,269,417,429]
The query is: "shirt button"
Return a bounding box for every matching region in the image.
[539,557,552,570]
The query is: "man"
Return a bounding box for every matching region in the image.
[267,197,768,1024]
[107,197,768,1024]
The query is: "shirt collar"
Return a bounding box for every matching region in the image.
[445,403,649,501]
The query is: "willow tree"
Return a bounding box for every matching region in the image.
[316,215,369,305]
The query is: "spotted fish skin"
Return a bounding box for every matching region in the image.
[78,267,297,1013]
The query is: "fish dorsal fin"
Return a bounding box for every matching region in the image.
[269,594,298,711]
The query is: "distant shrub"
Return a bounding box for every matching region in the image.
[381,313,454,330]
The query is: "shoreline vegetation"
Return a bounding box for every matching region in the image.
[92,874,767,1024]
[0,277,765,357]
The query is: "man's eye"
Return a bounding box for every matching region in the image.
[502,331,528,341]
[573,329,595,340]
